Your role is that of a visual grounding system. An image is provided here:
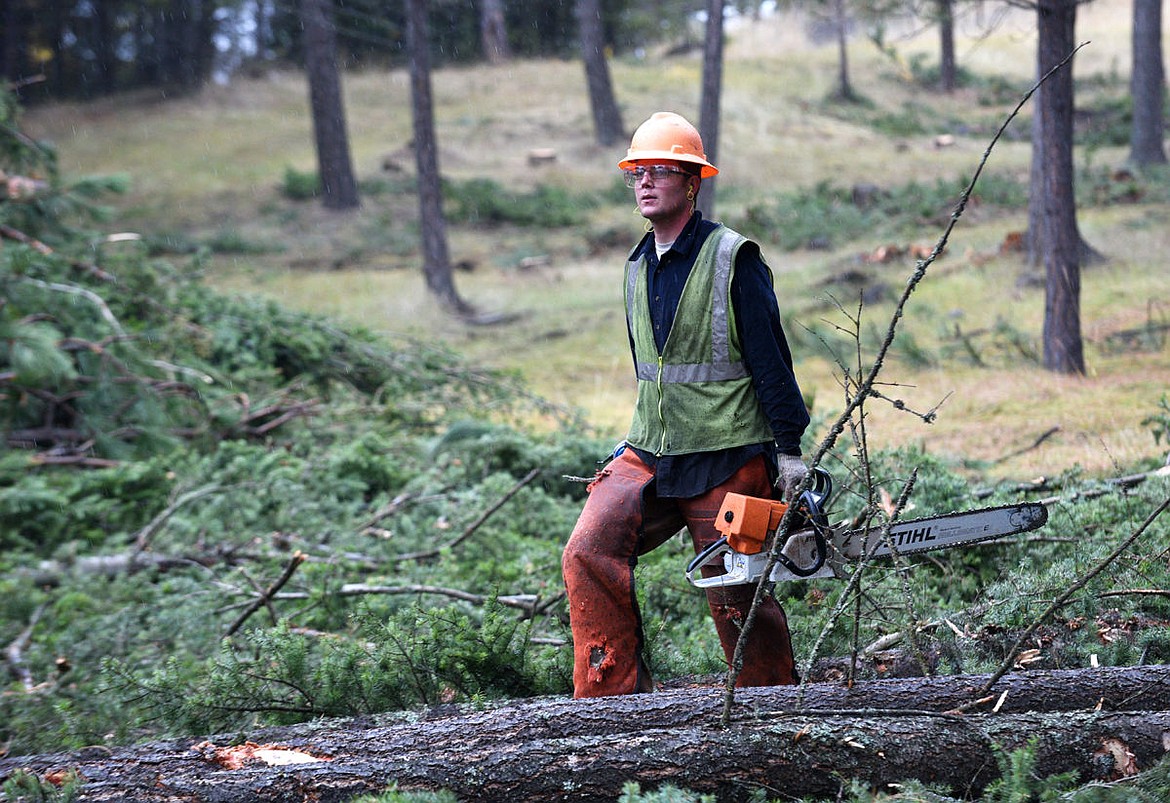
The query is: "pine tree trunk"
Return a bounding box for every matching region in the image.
[4,666,1170,801]
[1037,0,1085,375]
[833,0,853,101]
[576,0,625,147]
[301,0,360,211]
[937,0,956,93]
[480,0,510,64]
[1129,0,1167,166]
[697,0,724,218]
[406,0,473,317]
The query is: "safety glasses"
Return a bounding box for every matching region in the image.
[623,164,689,188]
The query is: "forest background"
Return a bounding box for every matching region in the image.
[3,0,1170,800]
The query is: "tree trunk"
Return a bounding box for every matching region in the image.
[480,0,510,64]
[175,0,201,90]
[49,0,68,94]
[937,0,956,92]
[406,0,473,317]
[300,0,360,211]
[575,0,625,147]
[1027,93,1045,268]
[1036,0,1085,375]
[91,0,115,94]
[697,0,724,219]
[0,0,17,85]
[3,666,1169,801]
[833,0,854,101]
[1129,0,1167,166]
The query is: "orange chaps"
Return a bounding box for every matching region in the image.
[561,449,798,698]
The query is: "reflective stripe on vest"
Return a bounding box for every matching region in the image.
[626,229,748,383]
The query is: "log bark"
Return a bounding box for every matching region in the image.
[2,665,1169,801]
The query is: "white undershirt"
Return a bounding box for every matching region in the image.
[655,239,674,259]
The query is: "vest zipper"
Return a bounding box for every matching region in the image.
[655,355,667,456]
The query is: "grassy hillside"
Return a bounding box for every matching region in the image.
[6,6,1170,795]
[25,0,1170,481]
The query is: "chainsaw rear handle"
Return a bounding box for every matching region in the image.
[685,467,833,587]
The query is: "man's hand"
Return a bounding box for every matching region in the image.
[776,453,807,502]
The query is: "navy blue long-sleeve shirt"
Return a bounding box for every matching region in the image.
[626,212,810,498]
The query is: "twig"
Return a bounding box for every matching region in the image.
[794,471,921,708]
[132,483,222,554]
[720,42,1088,726]
[224,551,308,637]
[268,584,555,616]
[858,621,942,658]
[237,567,281,626]
[0,222,52,254]
[27,454,121,469]
[992,426,1062,465]
[876,471,935,677]
[973,462,1170,501]
[4,604,47,691]
[1097,588,1170,600]
[220,585,563,619]
[957,494,1170,710]
[17,276,126,337]
[360,492,419,530]
[391,468,540,562]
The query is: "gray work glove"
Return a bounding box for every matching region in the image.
[776,453,808,503]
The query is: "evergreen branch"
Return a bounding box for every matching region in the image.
[391,467,541,562]
[963,493,1170,708]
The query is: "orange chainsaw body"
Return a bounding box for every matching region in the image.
[714,493,788,555]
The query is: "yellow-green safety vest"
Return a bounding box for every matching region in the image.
[624,225,773,456]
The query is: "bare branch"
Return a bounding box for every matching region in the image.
[1097,588,1170,600]
[131,483,222,554]
[4,604,47,691]
[391,468,540,562]
[224,551,308,638]
[17,276,126,337]
[722,42,1089,724]
[0,222,52,254]
[271,584,558,617]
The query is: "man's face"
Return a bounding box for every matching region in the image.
[628,161,695,226]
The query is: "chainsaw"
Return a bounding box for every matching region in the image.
[686,468,1049,589]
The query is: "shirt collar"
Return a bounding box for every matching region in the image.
[631,211,704,262]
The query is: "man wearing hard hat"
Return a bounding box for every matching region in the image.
[561,112,811,697]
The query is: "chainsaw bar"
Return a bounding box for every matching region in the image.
[835,501,1050,561]
[688,501,1050,588]
[686,467,1052,588]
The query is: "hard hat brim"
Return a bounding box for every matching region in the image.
[618,151,718,178]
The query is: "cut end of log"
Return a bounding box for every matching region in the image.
[191,740,331,770]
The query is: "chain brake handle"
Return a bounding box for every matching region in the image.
[778,467,833,577]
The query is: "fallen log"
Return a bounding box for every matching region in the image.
[2,665,1169,801]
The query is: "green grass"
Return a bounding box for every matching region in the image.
[24,0,1170,481]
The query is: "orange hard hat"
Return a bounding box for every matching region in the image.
[618,112,718,177]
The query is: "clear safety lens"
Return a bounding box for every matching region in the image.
[623,165,687,188]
